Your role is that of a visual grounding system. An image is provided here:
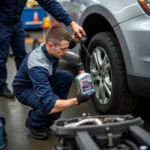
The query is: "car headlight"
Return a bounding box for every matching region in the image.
[139,0,150,13]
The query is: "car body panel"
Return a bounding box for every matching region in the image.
[114,14,150,76]
[59,0,150,96]
[59,0,144,26]
[62,0,150,75]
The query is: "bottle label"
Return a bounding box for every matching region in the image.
[81,79,94,95]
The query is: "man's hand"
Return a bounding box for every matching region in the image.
[70,21,86,38]
[77,92,95,105]
[72,34,80,43]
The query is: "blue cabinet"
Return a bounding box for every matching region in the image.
[22,7,47,29]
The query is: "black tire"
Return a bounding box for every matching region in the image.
[86,32,137,114]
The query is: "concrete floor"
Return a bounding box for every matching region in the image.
[1,31,150,150]
[2,55,98,150]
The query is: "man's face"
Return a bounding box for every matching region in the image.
[49,40,69,59]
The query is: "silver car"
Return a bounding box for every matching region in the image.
[60,0,150,114]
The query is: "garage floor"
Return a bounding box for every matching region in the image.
[2,55,98,150]
[1,31,150,150]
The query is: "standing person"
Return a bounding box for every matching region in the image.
[12,26,93,140]
[0,0,86,98]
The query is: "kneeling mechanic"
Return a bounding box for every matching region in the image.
[12,26,94,140]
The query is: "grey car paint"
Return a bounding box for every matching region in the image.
[114,14,150,76]
[79,0,144,26]
[61,0,150,96]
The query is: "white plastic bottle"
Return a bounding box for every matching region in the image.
[75,63,95,95]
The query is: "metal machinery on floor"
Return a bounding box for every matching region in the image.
[51,114,150,150]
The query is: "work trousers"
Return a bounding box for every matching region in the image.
[15,70,73,127]
[0,21,27,89]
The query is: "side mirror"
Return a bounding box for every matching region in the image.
[70,0,74,2]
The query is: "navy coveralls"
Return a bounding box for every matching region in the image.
[12,41,76,127]
[0,0,72,90]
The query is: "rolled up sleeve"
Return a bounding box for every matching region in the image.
[28,66,60,114]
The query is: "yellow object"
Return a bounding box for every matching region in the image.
[42,16,51,29]
[26,0,37,7]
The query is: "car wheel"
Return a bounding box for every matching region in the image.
[86,32,137,114]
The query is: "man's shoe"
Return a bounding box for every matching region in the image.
[0,87,14,98]
[25,119,49,140]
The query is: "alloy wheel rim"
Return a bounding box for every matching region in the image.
[90,47,112,105]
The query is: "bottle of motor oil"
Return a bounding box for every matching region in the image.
[75,63,95,95]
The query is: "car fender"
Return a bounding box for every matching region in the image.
[79,0,144,26]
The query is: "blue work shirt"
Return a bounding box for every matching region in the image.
[0,0,72,26]
[12,40,76,113]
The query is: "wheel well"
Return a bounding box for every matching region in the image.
[83,14,114,42]
[81,13,116,63]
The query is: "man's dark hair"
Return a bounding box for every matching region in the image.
[46,25,71,45]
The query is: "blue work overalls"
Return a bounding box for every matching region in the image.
[0,21,27,89]
[0,0,72,90]
[12,42,75,127]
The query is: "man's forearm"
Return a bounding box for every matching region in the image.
[49,98,78,114]
[37,0,73,26]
